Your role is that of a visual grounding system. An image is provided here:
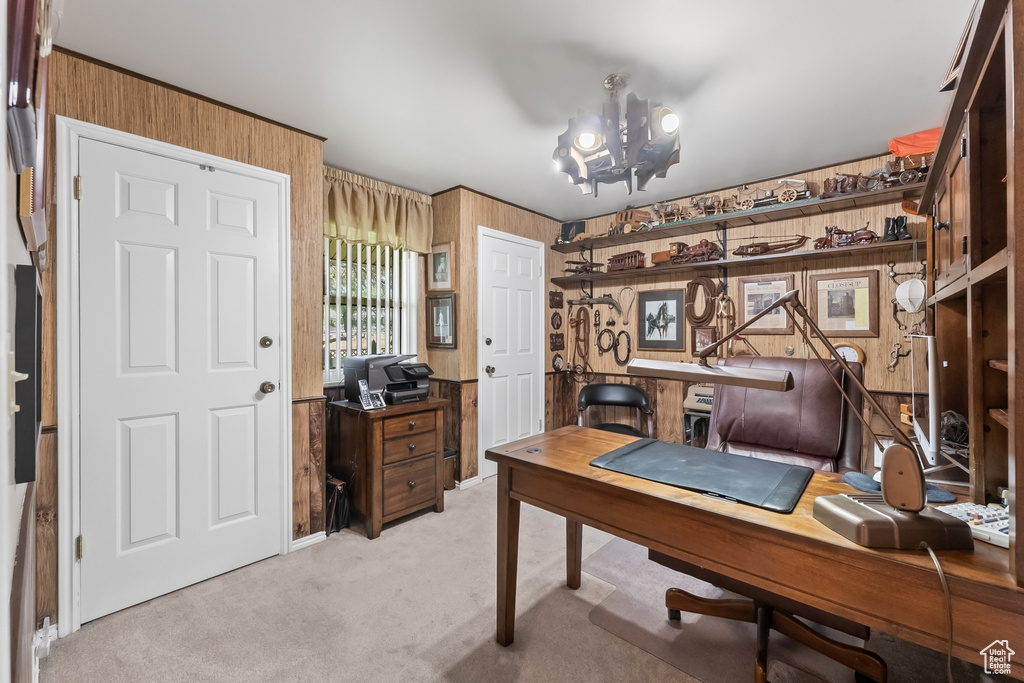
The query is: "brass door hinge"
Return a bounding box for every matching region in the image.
[75,535,83,560]
[73,176,82,200]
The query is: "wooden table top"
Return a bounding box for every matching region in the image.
[486,425,1024,665]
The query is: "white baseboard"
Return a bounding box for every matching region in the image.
[289,531,326,552]
[456,476,482,490]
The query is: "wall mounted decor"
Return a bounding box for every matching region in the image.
[808,271,879,338]
[549,333,565,351]
[429,242,454,290]
[550,311,562,330]
[549,291,564,308]
[637,289,685,351]
[691,326,718,357]
[735,274,795,335]
[426,293,456,348]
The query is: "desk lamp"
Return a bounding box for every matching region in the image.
[627,290,972,550]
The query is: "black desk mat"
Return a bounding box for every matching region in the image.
[590,439,813,513]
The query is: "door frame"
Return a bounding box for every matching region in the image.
[54,117,294,636]
[475,226,545,483]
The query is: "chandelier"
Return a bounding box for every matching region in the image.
[553,73,680,197]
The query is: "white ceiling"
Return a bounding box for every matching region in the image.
[56,1,975,222]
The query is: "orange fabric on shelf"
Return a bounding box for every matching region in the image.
[888,128,941,156]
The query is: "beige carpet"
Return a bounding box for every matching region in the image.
[583,538,858,683]
[40,478,696,683]
[582,538,997,683]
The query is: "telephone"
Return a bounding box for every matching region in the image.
[358,379,386,410]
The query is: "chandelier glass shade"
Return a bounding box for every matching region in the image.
[553,74,680,197]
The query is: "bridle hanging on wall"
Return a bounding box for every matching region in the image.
[685,276,721,327]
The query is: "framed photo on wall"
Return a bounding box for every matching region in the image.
[808,270,879,337]
[735,274,795,335]
[637,289,685,350]
[429,242,454,290]
[426,293,457,348]
[691,326,718,357]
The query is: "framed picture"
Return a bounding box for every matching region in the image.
[808,270,879,338]
[637,289,685,350]
[426,293,457,348]
[736,275,795,335]
[691,326,719,357]
[429,242,454,290]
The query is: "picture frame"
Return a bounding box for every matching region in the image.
[637,289,685,350]
[428,242,454,290]
[426,293,457,348]
[736,274,795,335]
[691,326,719,357]
[808,270,879,338]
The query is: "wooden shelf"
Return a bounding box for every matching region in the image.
[989,408,1010,429]
[551,182,925,254]
[927,274,969,306]
[969,248,1008,284]
[551,240,924,288]
[989,359,1009,372]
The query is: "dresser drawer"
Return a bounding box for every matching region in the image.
[383,410,434,440]
[383,430,436,465]
[382,456,436,517]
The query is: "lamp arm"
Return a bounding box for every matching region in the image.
[696,290,801,363]
[700,289,914,453]
[787,296,916,453]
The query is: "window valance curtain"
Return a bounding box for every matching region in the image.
[323,166,433,254]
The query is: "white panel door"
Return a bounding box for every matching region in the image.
[477,229,544,480]
[78,138,283,622]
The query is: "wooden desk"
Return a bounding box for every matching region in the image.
[486,426,1024,673]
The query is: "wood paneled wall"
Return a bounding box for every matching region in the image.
[35,49,327,626]
[43,49,325,405]
[549,154,924,393]
[428,379,479,481]
[292,398,326,539]
[427,188,561,381]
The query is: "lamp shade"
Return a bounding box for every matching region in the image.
[895,278,926,313]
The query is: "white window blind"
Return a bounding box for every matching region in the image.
[323,239,418,385]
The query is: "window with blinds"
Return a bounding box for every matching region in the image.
[323,239,419,385]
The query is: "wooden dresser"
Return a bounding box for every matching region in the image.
[327,397,446,538]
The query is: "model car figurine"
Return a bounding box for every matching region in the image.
[735,179,809,210]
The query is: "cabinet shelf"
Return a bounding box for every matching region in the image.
[988,408,1010,430]
[551,239,923,288]
[989,359,1009,372]
[970,248,1008,284]
[551,182,925,254]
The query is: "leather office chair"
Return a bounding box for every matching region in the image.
[706,355,864,473]
[577,383,654,438]
[657,356,886,683]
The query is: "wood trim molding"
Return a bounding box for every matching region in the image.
[52,46,328,142]
[431,185,561,223]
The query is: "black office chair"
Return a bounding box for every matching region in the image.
[577,383,654,438]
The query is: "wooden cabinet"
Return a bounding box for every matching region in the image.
[923,0,1022,586]
[327,398,446,539]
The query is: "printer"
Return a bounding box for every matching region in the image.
[344,355,434,405]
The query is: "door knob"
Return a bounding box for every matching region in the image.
[485,365,495,374]
[259,381,277,394]
[485,337,492,346]
[934,219,950,231]
[260,336,273,348]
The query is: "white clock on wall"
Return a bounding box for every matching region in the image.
[831,342,866,364]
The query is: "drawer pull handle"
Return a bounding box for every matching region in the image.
[408,420,416,429]
[408,480,416,488]
[408,443,416,451]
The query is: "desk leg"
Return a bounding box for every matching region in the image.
[566,519,582,590]
[496,462,520,646]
